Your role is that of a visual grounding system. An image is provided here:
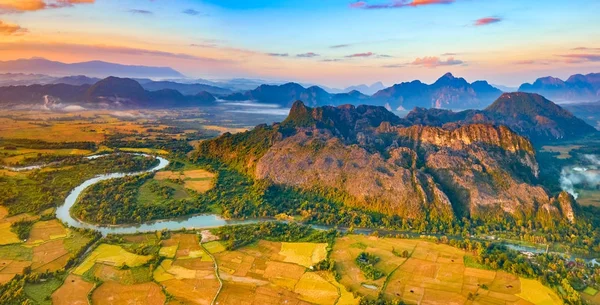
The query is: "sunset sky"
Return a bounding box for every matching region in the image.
[0,0,599,87]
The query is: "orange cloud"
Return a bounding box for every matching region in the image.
[474,17,502,26]
[0,20,27,35]
[0,0,94,12]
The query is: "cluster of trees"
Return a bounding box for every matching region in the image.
[10,220,34,240]
[73,173,209,225]
[355,252,385,280]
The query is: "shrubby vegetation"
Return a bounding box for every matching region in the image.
[72,173,210,224]
[355,252,385,280]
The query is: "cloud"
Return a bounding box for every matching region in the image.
[513,60,536,65]
[345,52,374,58]
[350,0,454,9]
[129,9,152,15]
[382,63,405,68]
[411,56,463,68]
[571,47,600,52]
[474,17,502,26]
[267,53,289,57]
[377,54,393,58]
[322,59,343,62]
[183,9,199,15]
[560,54,600,63]
[0,0,94,13]
[331,44,350,49]
[190,43,217,48]
[0,20,27,35]
[0,41,230,63]
[441,52,458,56]
[296,52,319,58]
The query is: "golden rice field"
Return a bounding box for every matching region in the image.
[0,209,92,284]
[332,234,563,305]
[51,274,94,305]
[155,169,217,193]
[154,233,220,305]
[73,244,152,275]
[214,240,359,305]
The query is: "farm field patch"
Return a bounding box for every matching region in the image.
[214,240,349,305]
[73,244,152,275]
[332,235,562,305]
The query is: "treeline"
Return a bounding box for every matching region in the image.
[103,133,194,156]
[0,154,158,215]
[0,138,97,150]
[212,222,337,250]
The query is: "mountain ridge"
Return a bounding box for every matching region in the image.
[195,100,575,223]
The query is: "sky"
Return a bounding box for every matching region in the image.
[0,0,599,88]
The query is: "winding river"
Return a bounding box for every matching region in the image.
[55,155,257,236]
[46,154,600,264]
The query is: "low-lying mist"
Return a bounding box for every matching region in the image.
[560,154,600,198]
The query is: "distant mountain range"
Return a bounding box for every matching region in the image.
[519,73,600,103]
[405,92,596,143]
[221,73,503,110]
[221,82,371,107]
[343,82,386,95]
[0,58,185,79]
[371,73,503,110]
[0,76,215,109]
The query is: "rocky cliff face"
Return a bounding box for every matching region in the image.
[197,101,576,223]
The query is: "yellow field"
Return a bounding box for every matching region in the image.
[52,274,94,305]
[160,245,179,258]
[517,279,564,305]
[92,281,166,305]
[73,244,152,275]
[294,272,339,305]
[154,233,220,305]
[203,241,227,254]
[214,240,351,305]
[0,206,36,245]
[183,180,214,193]
[279,242,328,268]
[26,220,68,245]
[0,214,91,279]
[0,223,21,245]
[332,235,562,305]
[155,169,216,193]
